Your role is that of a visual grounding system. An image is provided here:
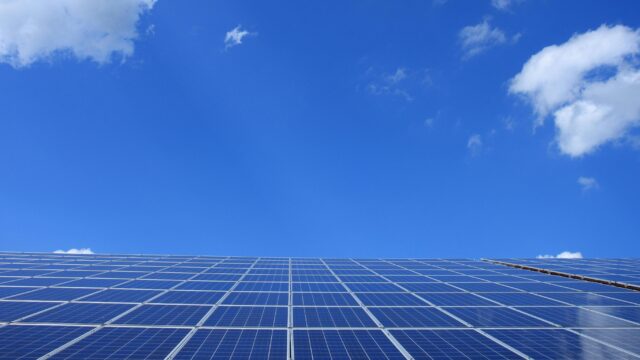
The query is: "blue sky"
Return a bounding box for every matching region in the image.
[1,0,639,258]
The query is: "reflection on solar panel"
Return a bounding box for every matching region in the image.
[0,252,639,359]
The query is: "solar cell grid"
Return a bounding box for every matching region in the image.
[8,287,99,301]
[294,330,406,360]
[174,329,287,360]
[49,327,189,360]
[0,325,93,360]
[150,290,225,305]
[293,306,377,327]
[113,304,211,325]
[356,292,427,306]
[369,307,465,328]
[293,292,358,306]
[0,301,60,321]
[204,306,288,327]
[391,329,521,359]
[487,329,638,360]
[21,302,134,324]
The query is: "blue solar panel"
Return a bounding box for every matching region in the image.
[480,292,566,306]
[391,329,521,359]
[8,288,99,301]
[293,307,377,327]
[539,292,632,306]
[1,253,638,359]
[517,306,638,327]
[487,329,638,359]
[294,330,405,359]
[0,325,92,360]
[356,292,427,306]
[21,303,134,324]
[78,289,162,303]
[0,287,38,299]
[204,306,288,327]
[57,278,126,288]
[223,292,289,305]
[4,278,71,286]
[50,327,189,359]
[176,281,235,291]
[369,307,464,327]
[0,301,60,321]
[586,306,640,324]
[446,307,551,327]
[114,279,180,289]
[577,329,640,356]
[174,329,287,360]
[293,292,358,306]
[417,292,497,306]
[112,304,210,325]
[292,283,347,292]
[235,282,289,292]
[150,291,225,305]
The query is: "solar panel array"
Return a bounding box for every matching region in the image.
[0,252,638,359]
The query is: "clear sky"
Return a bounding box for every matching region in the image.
[1,0,639,258]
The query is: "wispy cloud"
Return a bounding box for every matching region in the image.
[459,18,518,59]
[54,248,95,255]
[467,134,483,155]
[0,0,155,68]
[537,251,583,259]
[578,177,599,191]
[510,24,640,157]
[491,0,512,11]
[364,66,429,102]
[224,25,254,50]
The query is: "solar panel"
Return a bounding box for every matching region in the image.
[0,301,60,321]
[369,307,465,327]
[0,252,638,359]
[204,306,288,327]
[0,325,92,360]
[486,329,638,359]
[390,329,521,359]
[112,304,211,326]
[294,330,406,359]
[150,290,225,305]
[293,306,377,327]
[49,327,189,359]
[173,329,287,359]
[20,303,134,324]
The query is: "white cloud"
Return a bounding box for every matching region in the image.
[54,248,95,255]
[467,134,483,155]
[459,19,515,58]
[491,0,512,10]
[386,68,407,83]
[578,176,599,191]
[224,25,253,49]
[537,251,583,259]
[510,25,640,157]
[0,0,155,68]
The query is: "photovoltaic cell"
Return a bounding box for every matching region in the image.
[369,307,465,327]
[391,329,521,359]
[78,289,162,303]
[293,307,377,327]
[204,306,288,327]
[0,287,37,299]
[112,304,211,326]
[49,327,189,359]
[223,292,289,306]
[8,288,99,301]
[174,329,287,360]
[487,329,638,360]
[0,301,60,321]
[20,303,132,325]
[293,292,358,306]
[445,307,551,327]
[294,330,405,359]
[1,253,638,359]
[0,325,92,360]
[150,291,225,305]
